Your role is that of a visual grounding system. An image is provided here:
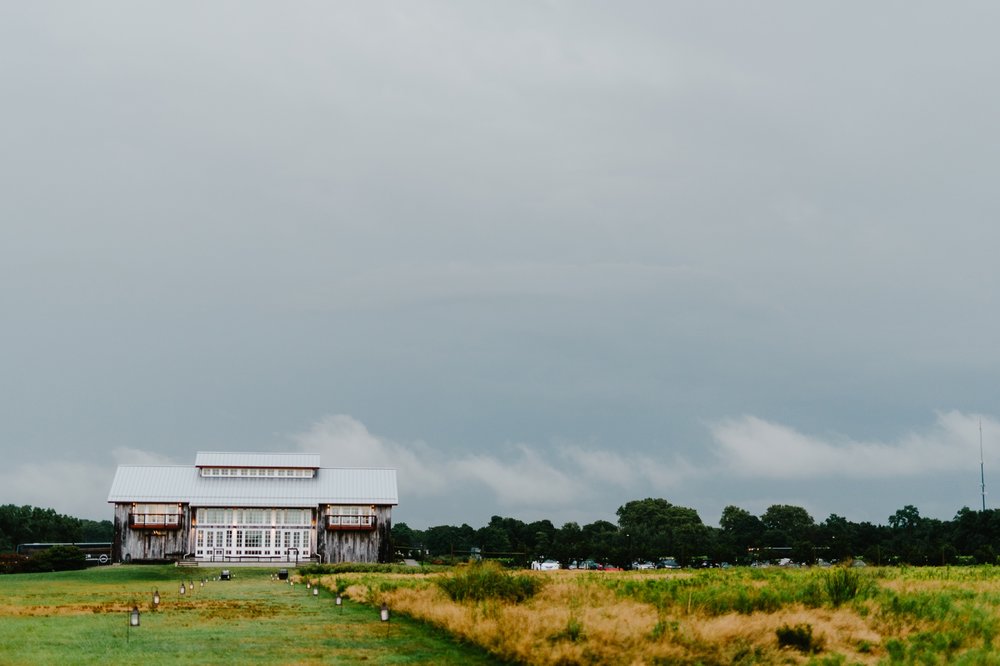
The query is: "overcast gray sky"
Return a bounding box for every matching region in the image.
[3,2,1000,529]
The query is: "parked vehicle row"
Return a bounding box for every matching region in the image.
[534,558,686,570]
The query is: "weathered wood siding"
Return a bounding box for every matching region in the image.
[113,504,192,563]
[317,506,392,563]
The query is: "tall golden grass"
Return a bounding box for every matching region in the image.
[313,565,1000,665]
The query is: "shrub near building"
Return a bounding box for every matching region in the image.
[1,545,87,574]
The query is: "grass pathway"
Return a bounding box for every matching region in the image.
[0,566,508,665]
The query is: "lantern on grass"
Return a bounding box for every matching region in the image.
[380,602,390,634]
[335,594,343,612]
[179,582,186,595]
[313,587,319,597]
[127,605,141,644]
[152,590,160,610]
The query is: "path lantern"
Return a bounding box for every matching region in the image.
[179,582,186,595]
[127,605,141,644]
[335,594,343,612]
[313,587,319,597]
[152,590,160,609]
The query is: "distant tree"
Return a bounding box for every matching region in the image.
[817,514,854,562]
[888,505,922,531]
[0,505,86,553]
[80,519,113,543]
[391,522,416,549]
[476,525,512,554]
[887,505,933,564]
[582,520,619,562]
[552,522,585,564]
[718,505,764,562]
[951,507,1000,563]
[758,505,816,562]
[424,525,474,558]
[526,520,556,560]
[617,498,708,565]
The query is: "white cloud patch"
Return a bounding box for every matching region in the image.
[452,445,580,506]
[292,415,692,509]
[560,444,638,487]
[556,444,696,490]
[635,454,700,489]
[709,410,991,479]
[291,415,448,496]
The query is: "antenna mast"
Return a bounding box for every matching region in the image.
[981,418,987,511]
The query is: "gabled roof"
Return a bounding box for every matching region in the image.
[107,465,398,507]
[194,452,321,469]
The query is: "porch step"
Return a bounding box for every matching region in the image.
[176,560,200,568]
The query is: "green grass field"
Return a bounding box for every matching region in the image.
[0,566,507,665]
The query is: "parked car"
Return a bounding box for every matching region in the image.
[656,558,681,570]
[539,559,560,570]
[631,561,655,570]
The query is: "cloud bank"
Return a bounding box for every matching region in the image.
[286,410,992,525]
[6,410,988,523]
[289,414,692,509]
[288,410,991,521]
[709,410,989,479]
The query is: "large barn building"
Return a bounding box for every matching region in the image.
[106,452,397,565]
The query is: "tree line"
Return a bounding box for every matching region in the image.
[391,499,1000,567]
[0,505,113,553]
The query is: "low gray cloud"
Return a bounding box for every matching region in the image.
[709,411,991,480]
[289,414,693,512]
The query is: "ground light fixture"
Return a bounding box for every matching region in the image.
[179,582,186,595]
[127,605,140,644]
[313,587,319,596]
[380,602,390,635]
[152,590,160,610]
[335,595,343,612]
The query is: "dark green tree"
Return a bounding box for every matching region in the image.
[761,504,816,562]
[617,498,708,565]
[718,505,764,562]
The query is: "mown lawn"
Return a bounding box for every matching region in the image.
[0,565,508,665]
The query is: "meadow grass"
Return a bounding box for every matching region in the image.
[321,565,1000,665]
[0,565,507,665]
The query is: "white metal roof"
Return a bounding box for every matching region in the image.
[107,465,398,507]
[194,452,321,469]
